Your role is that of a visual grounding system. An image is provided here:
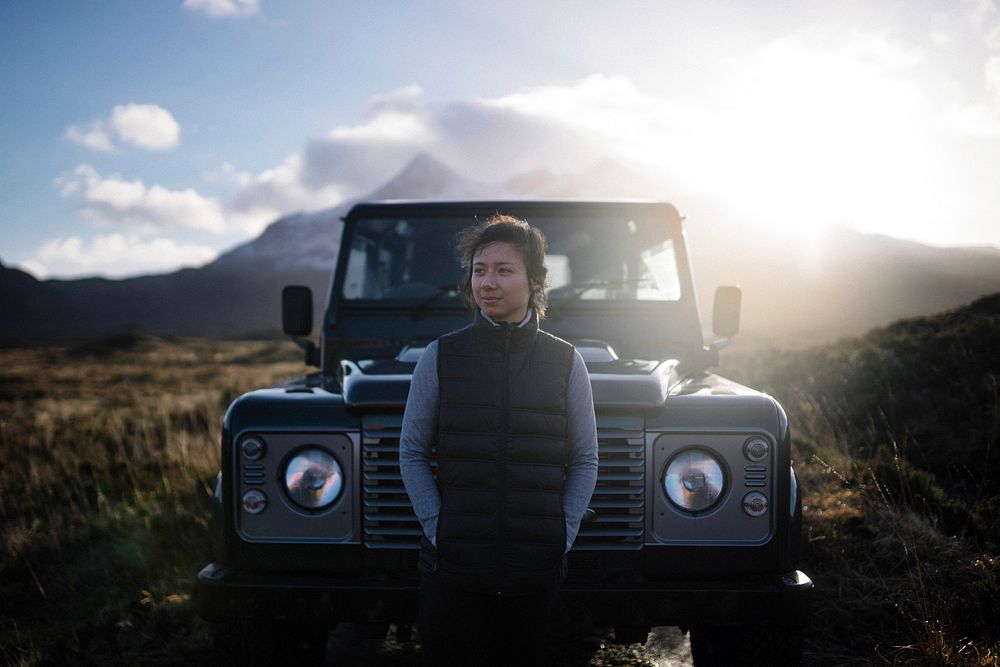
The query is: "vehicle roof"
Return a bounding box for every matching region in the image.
[344,199,684,223]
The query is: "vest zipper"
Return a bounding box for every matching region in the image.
[498,324,512,595]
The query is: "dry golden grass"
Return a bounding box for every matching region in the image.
[0,335,303,666]
[720,328,1000,666]
[2,328,999,665]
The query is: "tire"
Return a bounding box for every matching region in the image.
[210,617,328,666]
[690,624,803,667]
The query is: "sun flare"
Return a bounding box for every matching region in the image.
[616,33,957,244]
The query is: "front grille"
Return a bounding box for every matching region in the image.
[361,416,645,551]
[574,434,645,550]
[362,416,422,549]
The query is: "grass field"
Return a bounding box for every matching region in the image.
[0,335,304,666]
[718,293,1000,665]
[2,294,999,665]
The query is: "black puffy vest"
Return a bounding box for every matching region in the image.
[434,310,575,593]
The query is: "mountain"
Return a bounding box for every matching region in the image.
[4,152,1000,345]
[500,168,557,196]
[211,209,346,273]
[366,151,490,201]
[0,153,476,344]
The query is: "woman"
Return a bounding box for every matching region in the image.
[400,213,599,666]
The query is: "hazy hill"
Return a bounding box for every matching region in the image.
[4,152,1000,345]
[0,259,328,343]
[687,217,1000,344]
[738,290,1000,507]
[719,290,1000,659]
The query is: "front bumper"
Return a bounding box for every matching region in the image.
[195,562,812,628]
[195,563,420,624]
[562,570,813,628]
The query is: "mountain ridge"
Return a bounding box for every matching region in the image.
[5,152,1000,345]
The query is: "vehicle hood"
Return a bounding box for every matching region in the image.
[339,352,683,410]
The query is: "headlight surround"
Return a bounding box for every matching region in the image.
[663,448,727,513]
[282,447,344,511]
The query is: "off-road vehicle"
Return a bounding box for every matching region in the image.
[195,200,813,665]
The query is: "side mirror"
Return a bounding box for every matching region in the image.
[282,285,313,336]
[712,285,741,338]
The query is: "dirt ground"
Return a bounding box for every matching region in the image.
[323,623,693,666]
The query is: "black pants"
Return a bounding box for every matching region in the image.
[418,572,558,667]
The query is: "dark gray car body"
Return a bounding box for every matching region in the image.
[196,201,812,663]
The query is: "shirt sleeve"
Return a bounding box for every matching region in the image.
[562,349,599,552]
[399,340,441,546]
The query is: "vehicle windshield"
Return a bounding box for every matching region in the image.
[341,213,682,304]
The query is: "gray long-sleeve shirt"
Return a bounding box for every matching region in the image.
[399,329,599,554]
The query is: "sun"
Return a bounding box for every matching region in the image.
[626,33,950,247]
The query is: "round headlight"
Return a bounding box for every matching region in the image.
[663,448,726,513]
[283,447,344,511]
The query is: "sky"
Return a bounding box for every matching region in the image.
[3,0,1000,279]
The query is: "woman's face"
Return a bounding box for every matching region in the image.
[471,241,533,323]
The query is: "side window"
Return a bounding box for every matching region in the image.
[343,240,374,299]
[546,254,570,291]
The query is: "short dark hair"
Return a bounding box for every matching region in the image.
[454,213,549,319]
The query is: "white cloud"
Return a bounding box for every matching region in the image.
[232,38,942,240]
[842,30,923,71]
[60,164,226,234]
[203,162,254,189]
[486,74,672,169]
[182,0,258,18]
[22,234,217,279]
[228,155,345,234]
[273,78,618,202]
[64,103,181,152]
[63,121,113,152]
[328,110,432,143]
[367,85,425,114]
[109,103,181,151]
[988,54,1000,102]
[988,22,1000,49]
[951,102,1000,136]
[969,0,998,29]
[217,75,667,221]
[175,42,963,249]
[18,259,48,280]
[953,4,1000,135]
[492,74,651,119]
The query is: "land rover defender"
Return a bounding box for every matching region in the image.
[195,200,812,665]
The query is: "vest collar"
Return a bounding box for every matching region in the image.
[472,308,539,351]
[479,307,534,329]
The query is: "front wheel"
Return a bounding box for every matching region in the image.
[690,624,803,667]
